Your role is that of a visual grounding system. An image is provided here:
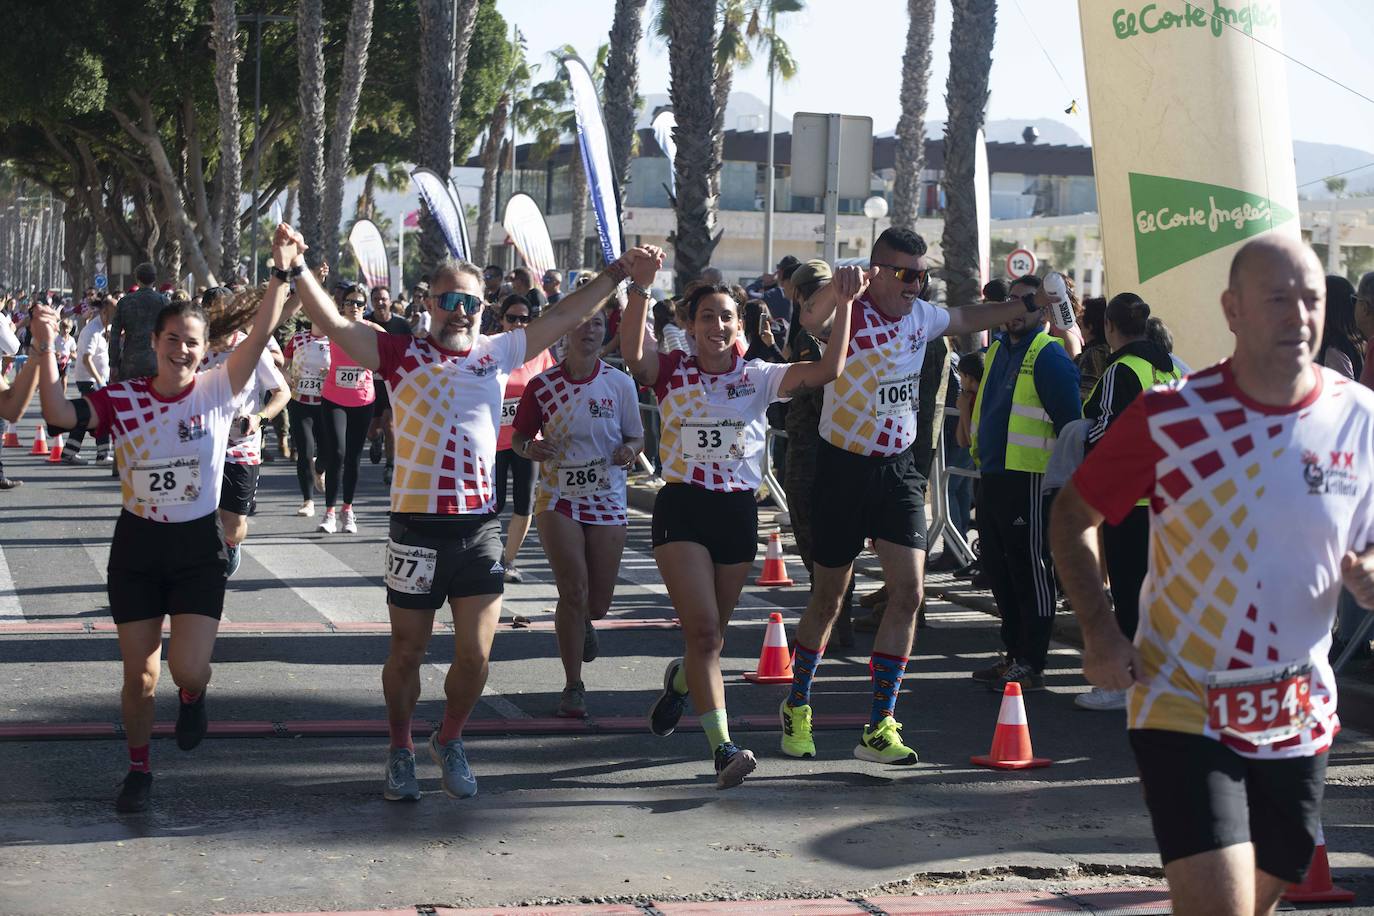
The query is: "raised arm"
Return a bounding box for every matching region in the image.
[28,306,86,432]
[778,266,864,397]
[291,256,380,371]
[799,275,843,336]
[524,246,660,358]
[226,225,299,394]
[616,249,666,387]
[0,329,43,422]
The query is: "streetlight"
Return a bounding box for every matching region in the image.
[863,195,889,254]
[238,8,293,283]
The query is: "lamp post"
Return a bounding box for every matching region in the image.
[863,195,889,255]
[238,8,293,284]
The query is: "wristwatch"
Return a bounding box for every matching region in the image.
[628,282,653,299]
[271,263,306,282]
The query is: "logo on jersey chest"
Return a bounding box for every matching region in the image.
[906,330,924,354]
[723,371,756,399]
[1302,448,1358,496]
[588,397,616,419]
[468,354,498,377]
[177,416,207,442]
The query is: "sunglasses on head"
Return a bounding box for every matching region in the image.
[873,263,930,285]
[503,312,531,325]
[434,291,484,315]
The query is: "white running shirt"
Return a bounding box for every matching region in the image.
[200,331,286,466]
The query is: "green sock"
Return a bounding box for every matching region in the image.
[672,662,689,694]
[701,707,730,752]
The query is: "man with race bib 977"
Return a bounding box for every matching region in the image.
[1052,234,1374,916]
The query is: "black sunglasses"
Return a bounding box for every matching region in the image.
[434,291,484,315]
[503,313,532,324]
[343,298,367,307]
[873,263,930,285]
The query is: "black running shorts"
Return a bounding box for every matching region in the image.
[651,482,758,565]
[1129,728,1328,884]
[218,462,260,516]
[372,377,391,416]
[385,513,506,610]
[809,441,928,568]
[107,510,228,625]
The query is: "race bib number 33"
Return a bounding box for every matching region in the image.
[1206,661,1316,745]
[680,418,745,462]
[131,456,202,506]
[384,541,438,595]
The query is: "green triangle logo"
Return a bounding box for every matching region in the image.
[1129,173,1296,282]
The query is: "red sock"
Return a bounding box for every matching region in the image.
[128,744,150,774]
[179,687,201,704]
[437,707,468,743]
[389,718,414,751]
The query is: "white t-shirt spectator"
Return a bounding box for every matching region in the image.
[73,318,109,385]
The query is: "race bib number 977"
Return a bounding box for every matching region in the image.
[384,541,438,596]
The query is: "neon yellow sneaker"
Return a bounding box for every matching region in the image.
[853,716,918,765]
[779,700,815,759]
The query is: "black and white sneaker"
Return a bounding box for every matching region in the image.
[648,658,690,737]
[115,771,152,813]
[713,742,757,789]
[175,690,208,751]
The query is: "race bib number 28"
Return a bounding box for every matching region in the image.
[130,456,202,506]
[384,541,438,596]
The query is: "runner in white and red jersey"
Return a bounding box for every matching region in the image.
[282,319,331,517]
[31,224,298,815]
[783,227,1054,768]
[511,308,644,718]
[621,271,860,790]
[1052,235,1374,916]
[289,243,661,803]
[199,291,290,578]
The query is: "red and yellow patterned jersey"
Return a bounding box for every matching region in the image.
[513,360,644,525]
[819,294,950,456]
[1074,362,1374,759]
[498,347,557,451]
[375,328,525,515]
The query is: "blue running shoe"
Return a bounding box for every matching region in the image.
[427,731,477,799]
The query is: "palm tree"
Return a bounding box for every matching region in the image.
[320,0,376,270]
[890,0,937,230]
[939,0,997,312]
[210,0,242,280]
[667,0,721,289]
[296,0,326,265]
[603,0,649,202]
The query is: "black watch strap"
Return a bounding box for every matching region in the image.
[271,264,305,282]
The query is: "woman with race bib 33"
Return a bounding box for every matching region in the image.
[33,223,299,814]
[511,306,644,718]
[620,265,861,788]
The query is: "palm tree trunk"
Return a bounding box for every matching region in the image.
[891,0,936,229]
[475,95,510,267]
[448,0,482,132]
[708,60,733,207]
[603,0,648,200]
[296,0,327,266]
[667,0,721,291]
[320,0,376,270]
[568,154,588,270]
[939,0,997,312]
[211,0,242,280]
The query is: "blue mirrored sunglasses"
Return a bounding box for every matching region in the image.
[434,291,484,315]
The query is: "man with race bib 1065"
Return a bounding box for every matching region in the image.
[1051,234,1374,916]
[289,245,661,802]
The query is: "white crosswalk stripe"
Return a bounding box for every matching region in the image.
[0,543,23,622]
[244,538,387,623]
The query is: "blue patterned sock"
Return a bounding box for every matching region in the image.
[869,652,908,727]
[787,642,825,708]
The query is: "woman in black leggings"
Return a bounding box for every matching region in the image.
[316,291,380,534]
[283,325,332,516]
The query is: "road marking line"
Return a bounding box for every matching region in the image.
[244,539,386,624]
[0,543,23,622]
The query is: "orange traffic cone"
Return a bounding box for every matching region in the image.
[2,428,18,448]
[46,434,63,462]
[743,612,794,684]
[756,531,794,586]
[971,682,1051,769]
[1284,822,1354,903]
[29,425,48,456]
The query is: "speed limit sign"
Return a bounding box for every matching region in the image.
[1006,248,1037,278]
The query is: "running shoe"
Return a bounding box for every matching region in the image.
[0,478,22,490]
[115,771,152,813]
[96,452,113,464]
[313,471,325,493]
[556,681,587,719]
[648,658,690,737]
[341,507,358,534]
[859,585,888,609]
[224,543,242,579]
[62,451,88,465]
[369,434,383,465]
[854,717,918,765]
[297,499,315,518]
[427,731,478,799]
[992,662,1045,693]
[582,618,599,663]
[382,465,394,485]
[713,742,757,789]
[317,509,337,534]
[1074,686,1127,711]
[383,747,421,801]
[247,498,257,517]
[503,565,523,584]
[779,700,815,759]
[175,690,208,751]
[971,657,1013,684]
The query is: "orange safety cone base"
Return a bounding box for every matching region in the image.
[744,612,794,685]
[2,431,18,447]
[1284,845,1355,903]
[30,436,48,455]
[756,532,795,586]
[1283,887,1355,904]
[970,753,1051,770]
[742,672,794,685]
[756,574,794,586]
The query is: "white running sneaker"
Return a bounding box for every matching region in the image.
[341,506,358,534]
[317,509,337,534]
[1074,686,1128,711]
[297,499,315,518]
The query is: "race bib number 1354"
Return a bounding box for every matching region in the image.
[1206,661,1317,745]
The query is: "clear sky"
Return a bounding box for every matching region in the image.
[492,0,1374,153]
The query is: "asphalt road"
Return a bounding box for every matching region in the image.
[1,422,1371,916]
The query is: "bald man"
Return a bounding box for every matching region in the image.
[1051,234,1374,916]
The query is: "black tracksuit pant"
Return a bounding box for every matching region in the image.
[1104,504,1150,640]
[977,470,1057,671]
